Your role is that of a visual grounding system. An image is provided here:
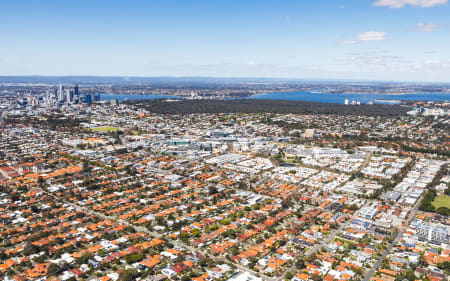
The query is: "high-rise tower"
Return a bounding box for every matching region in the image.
[58,85,65,102]
[66,90,74,103]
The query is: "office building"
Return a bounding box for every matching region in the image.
[66,90,74,104]
[74,84,79,103]
[110,98,119,106]
[416,223,448,245]
[84,94,92,104]
[58,85,65,102]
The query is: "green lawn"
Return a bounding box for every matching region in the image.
[432,195,450,209]
[92,126,121,132]
[334,237,357,245]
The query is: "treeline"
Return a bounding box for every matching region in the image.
[125,99,410,116]
[3,116,83,129]
[420,189,450,216]
[419,189,437,212]
[60,153,116,172]
[400,143,450,157]
[419,164,450,216]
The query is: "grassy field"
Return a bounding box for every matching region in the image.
[92,126,121,132]
[432,195,450,209]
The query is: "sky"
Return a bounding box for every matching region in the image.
[0,0,450,82]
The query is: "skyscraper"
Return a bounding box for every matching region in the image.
[58,85,65,102]
[66,90,74,104]
[84,94,92,104]
[73,84,80,104]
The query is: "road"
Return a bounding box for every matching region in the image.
[405,190,423,225]
[362,231,401,281]
[278,216,352,281]
[40,187,275,281]
[305,218,351,257]
[42,151,375,281]
[362,162,423,281]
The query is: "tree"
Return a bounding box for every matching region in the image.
[437,261,450,275]
[98,249,106,257]
[119,269,137,281]
[436,207,450,216]
[419,189,437,212]
[191,228,201,237]
[285,272,294,279]
[155,216,165,226]
[238,181,248,190]
[181,232,190,244]
[76,253,92,265]
[9,192,20,202]
[403,269,416,281]
[37,176,44,186]
[23,243,39,255]
[390,227,398,242]
[296,259,305,269]
[82,161,91,173]
[125,254,143,264]
[209,186,218,195]
[47,263,59,276]
[282,199,293,209]
[31,205,40,213]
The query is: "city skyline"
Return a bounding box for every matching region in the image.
[1,0,450,82]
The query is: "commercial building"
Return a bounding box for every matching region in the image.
[416,223,448,245]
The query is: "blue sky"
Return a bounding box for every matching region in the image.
[0,0,449,81]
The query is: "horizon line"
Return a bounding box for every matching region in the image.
[0,75,450,84]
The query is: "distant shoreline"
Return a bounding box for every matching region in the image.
[250,91,448,97]
[100,91,450,104]
[247,91,450,104]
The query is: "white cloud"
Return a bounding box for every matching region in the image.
[424,59,442,64]
[373,0,448,8]
[357,31,387,41]
[337,50,450,76]
[338,40,358,45]
[415,22,439,31]
[417,59,450,70]
[339,31,386,45]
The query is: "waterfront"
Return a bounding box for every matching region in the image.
[249,91,450,104]
[100,93,182,101]
[100,92,450,104]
